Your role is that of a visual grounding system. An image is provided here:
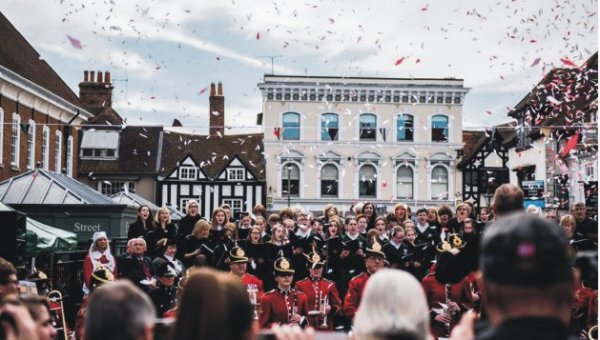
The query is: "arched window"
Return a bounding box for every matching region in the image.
[321,113,339,141]
[396,114,414,141]
[320,164,338,197]
[282,112,300,140]
[431,165,448,199]
[431,115,448,142]
[359,114,377,141]
[282,163,300,197]
[359,164,377,198]
[397,166,413,199]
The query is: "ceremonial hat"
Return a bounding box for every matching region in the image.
[90,265,115,290]
[228,246,249,264]
[155,261,177,278]
[305,245,324,269]
[274,255,295,275]
[365,238,386,258]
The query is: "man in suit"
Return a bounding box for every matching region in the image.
[119,238,154,292]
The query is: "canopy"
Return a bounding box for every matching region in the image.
[20,218,78,257]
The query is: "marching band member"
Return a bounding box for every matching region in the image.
[227,245,265,304]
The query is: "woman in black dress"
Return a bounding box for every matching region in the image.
[128,205,154,240]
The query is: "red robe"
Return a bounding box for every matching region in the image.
[422,274,474,339]
[259,289,310,329]
[343,272,370,320]
[295,277,342,330]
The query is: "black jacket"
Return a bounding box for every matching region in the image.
[477,317,578,340]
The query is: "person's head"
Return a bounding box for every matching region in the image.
[254,216,266,231]
[479,207,491,223]
[173,269,254,340]
[479,214,575,326]
[157,263,177,287]
[402,219,415,230]
[155,206,171,224]
[559,214,576,238]
[306,249,325,279]
[310,218,323,234]
[364,243,386,274]
[252,204,266,218]
[0,257,18,298]
[455,203,469,220]
[462,218,476,235]
[85,281,155,340]
[89,265,115,292]
[426,207,438,222]
[131,238,146,257]
[278,207,295,221]
[137,205,152,222]
[211,208,227,227]
[274,257,295,289]
[491,184,524,218]
[391,226,405,244]
[366,229,379,242]
[220,204,232,221]
[405,227,416,243]
[354,270,430,340]
[544,209,558,223]
[185,200,199,217]
[362,202,375,217]
[228,246,249,276]
[223,223,236,239]
[374,216,387,233]
[394,203,408,221]
[158,238,177,257]
[19,295,57,340]
[437,205,453,225]
[416,208,428,224]
[247,226,262,243]
[282,218,296,233]
[295,211,309,226]
[239,212,253,227]
[324,204,339,219]
[345,216,359,235]
[192,220,211,239]
[571,202,587,221]
[327,216,341,237]
[267,213,281,227]
[271,224,285,242]
[356,214,368,230]
[90,231,110,253]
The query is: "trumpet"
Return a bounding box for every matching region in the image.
[318,291,329,329]
[47,290,69,340]
[246,285,260,320]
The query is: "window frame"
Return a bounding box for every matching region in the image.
[55,130,62,173]
[42,125,49,170]
[227,168,245,181]
[358,164,377,198]
[359,113,377,141]
[26,120,35,170]
[396,114,414,142]
[431,114,449,143]
[396,165,414,199]
[320,163,339,198]
[179,166,198,180]
[281,162,300,197]
[282,112,300,140]
[11,113,21,167]
[321,113,339,141]
[430,165,449,200]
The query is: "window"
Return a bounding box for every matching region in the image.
[227,168,245,181]
[397,166,413,199]
[11,113,20,167]
[320,164,338,197]
[179,166,197,180]
[396,114,414,141]
[359,164,377,198]
[321,113,339,140]
[81,149,117,158]
[80,130,119,159]
[282,112,300,140]
[26,120,35,169]
[55,130,62,172]
[100,181,135,195]
[431,115,449,142]
[222,199,243,220]
[431,166,449,199]
[359,114,377,141]
[282,163,300,197]
[516,118,533,150]
[66,136,73,177]
[42,125,49,170]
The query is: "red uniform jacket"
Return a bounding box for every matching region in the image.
[295,277,342,330]
[422,274,474,339]
[259,289,310,329]
[343,272,370,320]
[234,273,265,303]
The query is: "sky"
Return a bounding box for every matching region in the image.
[0,0,597,134]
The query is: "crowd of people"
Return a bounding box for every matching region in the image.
[0,184,597,340]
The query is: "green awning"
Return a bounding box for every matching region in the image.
[20,218,78,257]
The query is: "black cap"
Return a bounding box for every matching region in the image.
[480,214,572,287]
[365,238,386,258]
[155,261,177,278]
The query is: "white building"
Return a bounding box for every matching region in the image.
[258,75,469,214]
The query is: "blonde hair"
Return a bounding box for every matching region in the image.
[560,214,576,231]
[192,220,211,238]
[354,269,431,340]
[155,206,172,225]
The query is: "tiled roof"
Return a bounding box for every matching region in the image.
[457,130,487,169]
[78,126,163,177]
[158,131,265,180]
[85,107,125,126]
[0,12,86,109]
[0,169,116,205]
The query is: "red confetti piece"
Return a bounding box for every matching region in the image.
[66,35,83,49]
[529,39,537,43]
[421,4,428,11]
[560,132,581,157]
[198,87,208,95]
[394,57,405,66]
[381,180,388,188]
[256,32,260,40]
[415,58,421,63]
[560,58,577,67]
[149,96,156,99]
[485,110,492,115]
[531,57,541,67]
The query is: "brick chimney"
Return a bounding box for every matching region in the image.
[78,70,114,116]
[209,82,225,137]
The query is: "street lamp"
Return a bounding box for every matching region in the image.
[287,165,292,207]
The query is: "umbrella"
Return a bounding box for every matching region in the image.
[19,218,78,257]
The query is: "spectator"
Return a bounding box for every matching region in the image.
[354,269,432,340]
[0,257,18,298]
[571,202,597,242]
[83,232,118,296]
[128,205,155,240]
[20,294,57,340]
[490,184,524,218]
[85,281,155,340]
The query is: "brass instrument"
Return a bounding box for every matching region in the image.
[589,325,598,340]
[47,290,69,340]
[247,285,260,320]
[318,291,329,329]
[444,284,453,337]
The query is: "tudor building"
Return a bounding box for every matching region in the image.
[156,83,265,219]
[258,75,469,213]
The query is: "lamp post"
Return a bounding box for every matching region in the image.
[287,165,292,207]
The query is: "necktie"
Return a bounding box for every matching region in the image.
[140,258,151,278]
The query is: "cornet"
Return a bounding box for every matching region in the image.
[318,291,329,329]
[47,290,69,340]
[246,285,260,320]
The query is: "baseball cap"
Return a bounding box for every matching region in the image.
[480,214,572,287]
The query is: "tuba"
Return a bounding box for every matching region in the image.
[47,290,69,340]
[589,325,598,340]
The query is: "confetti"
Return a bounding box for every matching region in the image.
[256,32,260,40]
[560,58,577,67]
[394,57,405,66]
[66,35,83,49]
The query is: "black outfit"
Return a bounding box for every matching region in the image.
[414,224,438,269]
[576,217,597,239]
[128,219,151,240]
[177,214,203,239]
[477,317,578,340]
[337,234,367,299]
[178,235,214,268]
[382,241,410,269]
[447,217,465,234]
[150,282,177,317]
[144,223,178,258]
[119,254,153,292]
[403,240,427,281]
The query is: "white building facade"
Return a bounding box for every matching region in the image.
[258,75,469,214]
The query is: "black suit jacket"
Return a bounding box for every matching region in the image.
[120,254,153,292]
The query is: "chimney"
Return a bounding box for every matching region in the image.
[78,69,114,116]
[209,81,225,137]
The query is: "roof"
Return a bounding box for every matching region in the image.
[78,126,163,177]
[457,130,487,168]
[0,12,87,110]
[85,107,125,126]
[158,131,265,180]
[0,169,116,205]
[110,191,185,220]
